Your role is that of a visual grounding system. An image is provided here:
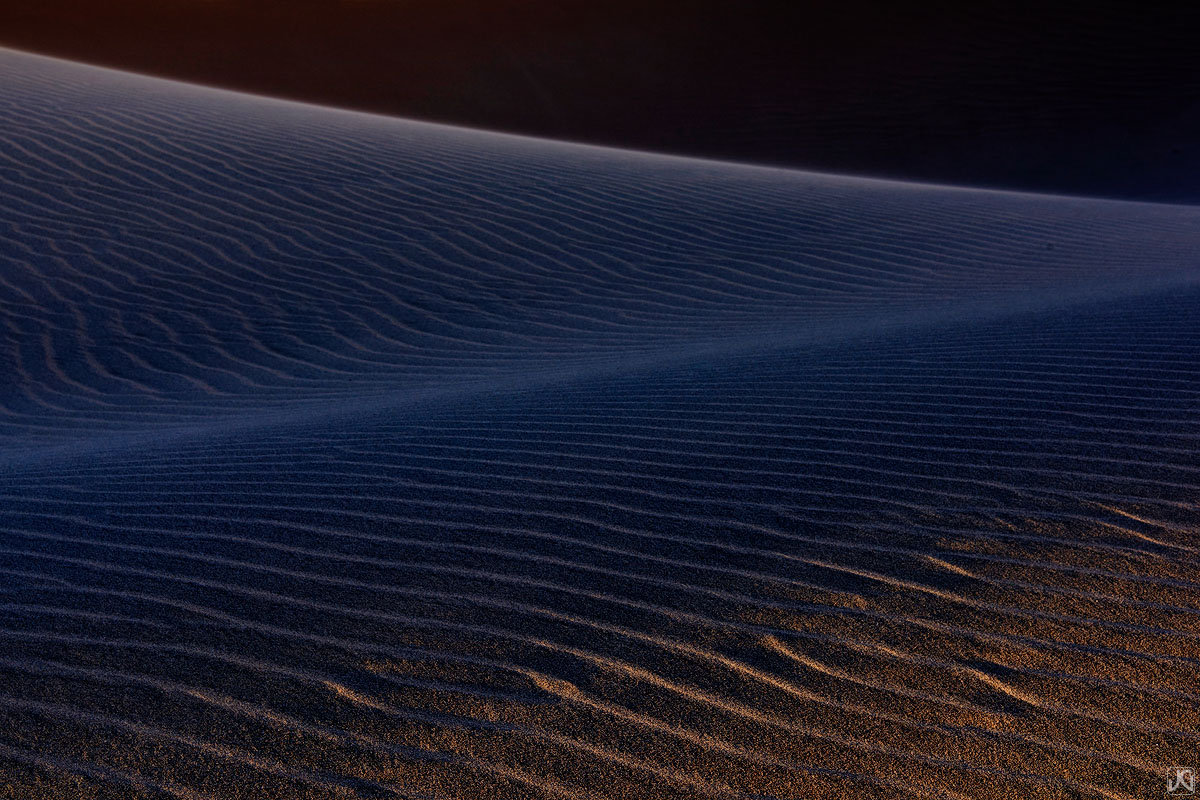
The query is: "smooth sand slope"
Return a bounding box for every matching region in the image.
[1,48,1199,799]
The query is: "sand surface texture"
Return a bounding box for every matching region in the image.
[1,49,1199,799]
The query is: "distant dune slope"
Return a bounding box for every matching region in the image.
[1,3,1198,200]
[1,49,1199,799]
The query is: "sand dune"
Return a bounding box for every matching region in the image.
[3,3,1198,200]
[1,48,1199,799]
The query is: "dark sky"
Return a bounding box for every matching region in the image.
[2,1,1197,199]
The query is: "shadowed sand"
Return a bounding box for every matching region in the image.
[2,2,1198,200]
[1,48,1199,799]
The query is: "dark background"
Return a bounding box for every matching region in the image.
[2,0,1197,199]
